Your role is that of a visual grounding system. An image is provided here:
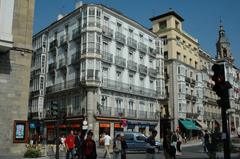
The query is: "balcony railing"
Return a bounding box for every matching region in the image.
[127,60,137,72]
[148,112,157,119]
[139,111,147,118]
[186,112,199,119]
[114,108,125,117]
[148,47,156,57]
[127,37,137,49]
[72,28,81,42]
[102,51,113,63]
[139,64,147,75]
[115,32,126,44]
[102,78,157,98]
[115,56,126,68]
[98,106,112,116]
[138,42,147,54]
[46,78,80,94]
[102,25,113,39]
[128,109,137,118]
[148,68,157,78]
[208,97,217,105]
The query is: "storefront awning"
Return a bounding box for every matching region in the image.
[179,119,200,130]
[195,120,208,130]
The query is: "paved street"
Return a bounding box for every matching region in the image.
[0,142,239,159]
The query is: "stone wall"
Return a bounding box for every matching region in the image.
[0,0,34,154]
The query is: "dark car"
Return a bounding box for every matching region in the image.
[115,131,163,151]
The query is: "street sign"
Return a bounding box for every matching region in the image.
[82,125,88,130]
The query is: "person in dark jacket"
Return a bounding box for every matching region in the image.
[75,131,84,159]
[83,131,97,159]
[163,133,172,159]
[120,133,128,159]
[145,130,158,159]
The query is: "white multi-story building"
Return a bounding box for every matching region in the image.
[29,2,165,141]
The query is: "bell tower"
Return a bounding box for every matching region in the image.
[216,20,234,64]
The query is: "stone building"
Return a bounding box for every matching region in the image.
[0,0,35,154]
[29,2,165,141]
[150,11,240,137]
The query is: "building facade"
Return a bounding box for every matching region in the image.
[30,3,165,141]
[150,11,240,137]
[0,0,35,154]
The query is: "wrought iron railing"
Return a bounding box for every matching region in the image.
[102,25,113,39]
[115,32,126,44]
[102,78,157,98]
[127,37,137,49]
[127,60,137,72]
[139,64,147,75]
[115,56,126,68]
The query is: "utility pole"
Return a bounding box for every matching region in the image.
[218,99,231,159]
[212,62,232,159]
[51,101,61,159]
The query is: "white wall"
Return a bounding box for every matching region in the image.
[0,0,14,46]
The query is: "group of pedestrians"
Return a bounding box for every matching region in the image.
[202,129,222,159]
[100,132,128,159]
[163,131,183,159]
[63,130,97,159]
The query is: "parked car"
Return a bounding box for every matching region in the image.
[115,131,163,151]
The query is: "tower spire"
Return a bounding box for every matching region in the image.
[216,19,234,64]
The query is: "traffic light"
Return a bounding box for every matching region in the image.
[51,101,58,117]
[212,63,232,98]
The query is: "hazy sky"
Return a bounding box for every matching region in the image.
[34,0,240,66]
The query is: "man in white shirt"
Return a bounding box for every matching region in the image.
[102,133,112,158]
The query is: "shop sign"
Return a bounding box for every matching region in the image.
[82,125,88,130]
[13,120,28,143]
[114,123,121,128]
[99,123,110,128]
[30,123,35,129]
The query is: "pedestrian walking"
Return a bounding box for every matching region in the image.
[163,133,172,159]
[102,132,112,158]
[145,130,158,159]
[176,131,182,155]
[65,130,76,159]
[83,131,97,159]
[171,131,177,149]
[75,131,84,159]
[113,134,122,159]
[60,134,66,152]
[120,133,128,159]
[203,130,210,153]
